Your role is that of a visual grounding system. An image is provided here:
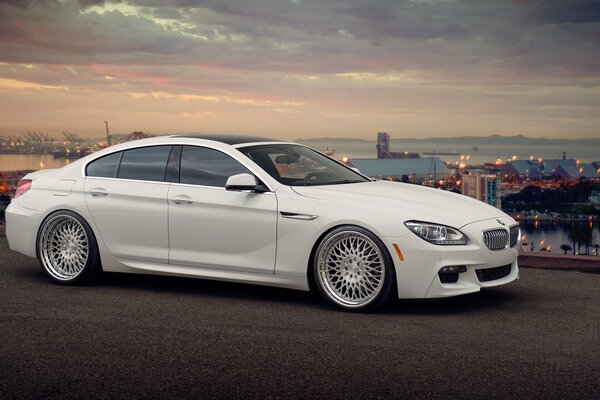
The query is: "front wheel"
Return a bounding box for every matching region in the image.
[37,210,101,285]
[313,226,396,312]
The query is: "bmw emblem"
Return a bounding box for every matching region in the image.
[497,219,506,226]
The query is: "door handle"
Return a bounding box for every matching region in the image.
[90,189,108,197]
[171,195,193,205]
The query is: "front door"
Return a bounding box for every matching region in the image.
[167,145,277,274]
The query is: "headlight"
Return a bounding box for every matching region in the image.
[404,221,469,245]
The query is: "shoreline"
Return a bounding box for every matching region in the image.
[512,215,596,222]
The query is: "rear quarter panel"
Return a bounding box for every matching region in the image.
[6,165,99,259]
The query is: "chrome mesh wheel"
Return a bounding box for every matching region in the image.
[39,214,90,281]
[316,230,385,308]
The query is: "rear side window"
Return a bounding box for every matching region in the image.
[180,146,249,187]
[86,152,122,178]
[117,146,172,182]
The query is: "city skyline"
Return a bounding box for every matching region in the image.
[1,0,600,139]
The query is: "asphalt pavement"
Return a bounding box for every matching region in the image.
[1,237,599,399]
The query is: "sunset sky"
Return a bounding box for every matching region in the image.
[0,0,599,139]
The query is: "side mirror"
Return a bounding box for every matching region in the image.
[225,173,267,192]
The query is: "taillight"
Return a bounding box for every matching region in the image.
[14,179,32,198]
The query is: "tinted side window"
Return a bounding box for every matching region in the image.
[117,146,172,182]
[180,146,249,187]
[86,152,122,178]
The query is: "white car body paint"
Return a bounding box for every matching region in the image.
[6,135,519,298]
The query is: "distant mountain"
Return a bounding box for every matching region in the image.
[295,137,371,143]
[297,134,600,145]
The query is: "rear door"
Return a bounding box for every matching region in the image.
[84,145,173,263]
[167,145,278,274]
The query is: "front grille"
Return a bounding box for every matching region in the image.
[476,264,512,282]
[483,229,508,250]
[509,225,520,247]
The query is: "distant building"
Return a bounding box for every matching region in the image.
[375,132,420,159]
[348,158,450,180]
[554,163,600,181]
[504,158,600,181]
[461,173,501,208]
[541,159,577,177]
[590,190,600,207]
[503,160,542,179]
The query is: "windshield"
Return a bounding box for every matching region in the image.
[238,144,370,186]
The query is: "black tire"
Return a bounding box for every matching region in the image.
[313,225,396,312]
[36,210,101,285]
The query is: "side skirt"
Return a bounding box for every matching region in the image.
[103,254,310,291]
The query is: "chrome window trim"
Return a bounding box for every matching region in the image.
[82,142,275,192]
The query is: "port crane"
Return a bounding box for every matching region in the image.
[117,131,152,143]
[62,131,85,143]
[21,131,52,143]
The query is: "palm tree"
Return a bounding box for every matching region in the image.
[568,229,579,255]
[560,244,572,255]
[581,229,592,256]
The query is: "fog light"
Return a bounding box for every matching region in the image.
[440,266,467,274]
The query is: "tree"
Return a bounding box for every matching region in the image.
[581,229,592,256]
[568,229,579,255]
[560,244,572,255]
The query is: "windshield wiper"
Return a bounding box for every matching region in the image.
[320,179,366,185]
[294,179,367,186]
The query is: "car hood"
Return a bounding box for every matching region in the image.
[291,180,507,228]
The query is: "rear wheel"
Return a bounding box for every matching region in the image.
[37,210,100,285]
[313,226,395,312]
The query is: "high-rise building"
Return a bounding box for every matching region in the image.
[375,132,420,159]
[461,173,501,208]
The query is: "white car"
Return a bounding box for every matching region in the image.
[6,135,520,311]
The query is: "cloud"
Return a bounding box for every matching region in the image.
[0,0,595,77]
[517,0,600,24]
[0,77,68,91]
[0,0,598,138]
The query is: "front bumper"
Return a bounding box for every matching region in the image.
[385,217,519,299]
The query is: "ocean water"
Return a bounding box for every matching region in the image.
[0,154,72,172]
[299,139,600,165]
[520,221,599,255]
[1,139,598,172]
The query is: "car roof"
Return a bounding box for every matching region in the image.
[171,133,281,145]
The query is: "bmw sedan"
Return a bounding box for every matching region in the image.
[6,134,520,311]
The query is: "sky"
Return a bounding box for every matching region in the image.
[0,0,599,140]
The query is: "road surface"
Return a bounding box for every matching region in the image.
[1,238,599,399]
